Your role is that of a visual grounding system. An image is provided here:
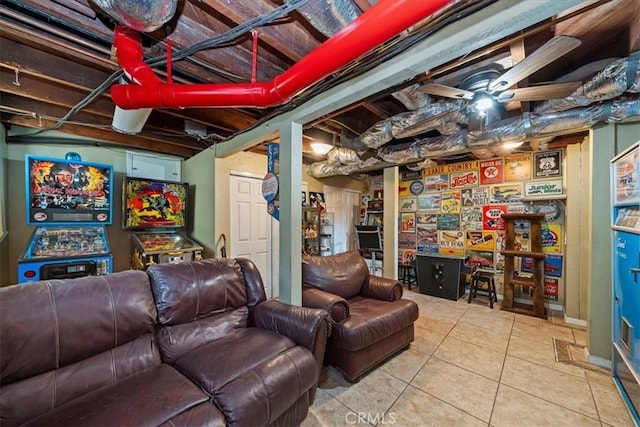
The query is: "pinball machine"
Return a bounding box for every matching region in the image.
[18,154,113,283]
[122,176,203,270]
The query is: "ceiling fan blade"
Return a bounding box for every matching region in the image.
[496,82,581,102]
[488,35,581,93]
[420,83,475,100]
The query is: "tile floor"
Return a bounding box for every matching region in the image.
[302,290,636,427]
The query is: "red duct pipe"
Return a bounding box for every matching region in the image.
[111,0,452,109]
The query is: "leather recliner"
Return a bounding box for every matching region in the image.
[302,251,419,382]
[0,258,331,427]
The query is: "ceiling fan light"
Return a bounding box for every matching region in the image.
[472,92,495,112]
[311,141,333,155]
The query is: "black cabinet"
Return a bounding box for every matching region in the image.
[417,255,468,301]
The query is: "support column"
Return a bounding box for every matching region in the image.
[587,123,638,364]
[383,167,399,279]
[278,121,303,305]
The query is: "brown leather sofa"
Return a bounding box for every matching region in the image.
[302,251,419,382]
[0,258,331,427]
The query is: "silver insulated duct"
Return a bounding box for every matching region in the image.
[91,0,177,32]
[286,0,361,37]
[308,54,640,178]
[536,51,640,113]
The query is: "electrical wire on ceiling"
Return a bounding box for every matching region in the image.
[12,0,313,138]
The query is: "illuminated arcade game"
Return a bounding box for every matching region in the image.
[123,176,203,270]
[18,154,113,283]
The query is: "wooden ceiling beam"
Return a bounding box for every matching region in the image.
[1,95,208,151]
[353,0,373,12]
[0,17,115,72]
[360,102,388,120]
[0,61,254,138]
[190,0,322,62]
[8,0,114,40]
[153,10,284,82]
[4,115,199,158]
[0,65,114,112]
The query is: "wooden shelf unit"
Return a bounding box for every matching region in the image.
[500,213,547,319]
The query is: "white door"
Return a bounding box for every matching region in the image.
[230,175,272,297]
[324,186,360,254]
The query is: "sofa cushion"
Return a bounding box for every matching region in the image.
[0,272,160,427]
[0,334,160,427]
[174,327,318,426]
[22,364,211,427]
[0,271,156,384]
[160,401,226,427]
[332,296,419,352]
[156,306,249,364]
[148,258,266,326]
[302,251,369,300]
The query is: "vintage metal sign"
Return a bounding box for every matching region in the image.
[524,180,564,197]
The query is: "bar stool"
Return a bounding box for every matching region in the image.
[398,261,417,290]
[468,268,498,308]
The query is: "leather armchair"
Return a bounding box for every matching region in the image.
[302,251,419,382]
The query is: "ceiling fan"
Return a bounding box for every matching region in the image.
[420,35,583,124]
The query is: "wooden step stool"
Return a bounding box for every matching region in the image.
[468,269,498,308]
[398,262,417,290]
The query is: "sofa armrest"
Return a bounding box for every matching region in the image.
[254,299,331,359]
[302,286,349,322]
[361,275,403,301]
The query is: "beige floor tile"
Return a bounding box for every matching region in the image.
[422,304,468,323]
[303,389,356,427]
[411,326,446,355]
[449,321,510,353]
[321,367,408,416]
[307,295,633,427]
[514,313,545,326]
[380,348,430,383]
[411,357,498,422]
[501,356,598,418]
[433,336,505,381]
[415,314,456,335]
[573,328,588,346]
[389,384,487,427]
[587,372,636,427]
[507,334,586,377]
[511,319,575,345]
[459,308,514,334]
[586,370,619,386]
[491,383,600,427]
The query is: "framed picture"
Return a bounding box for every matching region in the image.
[366,211,383,226]
[308,191,326,214]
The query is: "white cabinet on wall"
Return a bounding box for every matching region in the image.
[127,152,182,181]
